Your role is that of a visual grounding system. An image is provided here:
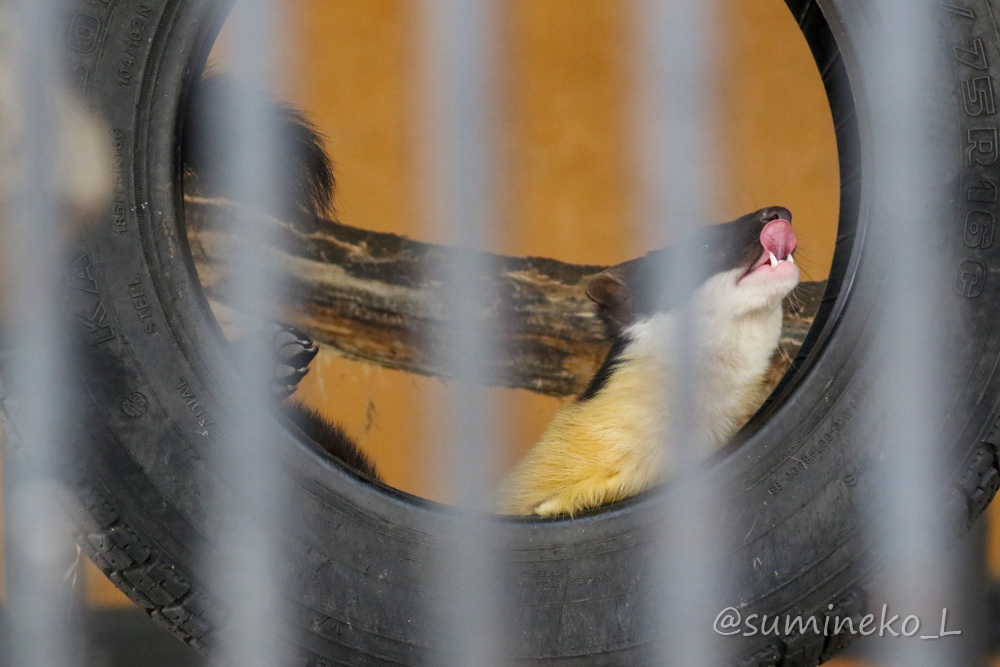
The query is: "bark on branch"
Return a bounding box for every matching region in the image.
[184,196,823,397]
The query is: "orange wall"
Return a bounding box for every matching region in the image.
[264,0,839,268]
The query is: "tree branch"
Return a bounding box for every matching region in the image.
[184,196,823,397]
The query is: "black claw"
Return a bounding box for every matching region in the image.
[281,347,319,371]
[257,322,319,399]
[271,326,319,373]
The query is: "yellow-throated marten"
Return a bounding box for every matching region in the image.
[498,208,800,516]
[184,76,800,500]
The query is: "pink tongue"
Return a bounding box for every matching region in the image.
[760,219,796,258]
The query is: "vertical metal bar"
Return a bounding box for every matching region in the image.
[859,1,964,664]
[421,0,504,664]
[1,2,86,666]
[201,2,294,666]
[636,1,725,664]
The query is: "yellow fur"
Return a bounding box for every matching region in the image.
[498,355,768,516]
[498,361,666,516]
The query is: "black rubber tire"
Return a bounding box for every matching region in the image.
[4,1,1000,664]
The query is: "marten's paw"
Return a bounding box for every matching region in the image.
[266,322,319,399]
[498,474,624,517]
[232,322,319,398]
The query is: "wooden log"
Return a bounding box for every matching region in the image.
[184,195,824,397]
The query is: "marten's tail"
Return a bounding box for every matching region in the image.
[282,401,379,480]
[181,71,335,224]
[182,77,372,477]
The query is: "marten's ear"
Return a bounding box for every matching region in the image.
[586,267,634,338]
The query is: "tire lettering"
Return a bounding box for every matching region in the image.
[66,254,99,294]
[967,127,998,166]
[939,3,975,19]
[963,210,995,248]
[954,259,987,297]
[79,301,116,346]
[963,76,996,116]
[967,178,997,203]
[67,13,100,54]
[955,37,989,70]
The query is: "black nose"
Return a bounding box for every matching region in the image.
[760,206,792,223]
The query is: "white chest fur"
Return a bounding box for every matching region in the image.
[623,293,783,460]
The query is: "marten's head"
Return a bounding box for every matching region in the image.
[586,206,799,339]
[577,206,799,402]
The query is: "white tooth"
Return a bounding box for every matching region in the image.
[769,251,778,267]
[787,254,794,264]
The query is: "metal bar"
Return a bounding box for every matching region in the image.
[0,2,86,666]
[859,1,967,664]
[636,1,725,664]
[421,0,506,664]
[199,3,296,666]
